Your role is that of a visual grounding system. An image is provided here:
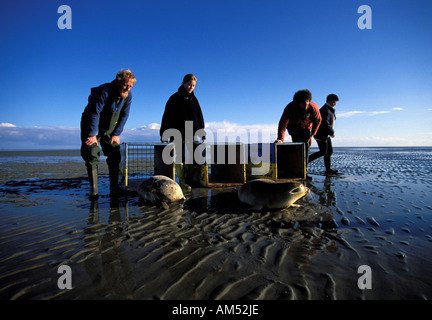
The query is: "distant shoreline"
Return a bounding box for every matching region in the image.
[1,145,431,153]
[0,149,81,157]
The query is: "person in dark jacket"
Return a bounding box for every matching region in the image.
[309,94,339,174]
[80,70,136,198]
[160,74,205,189]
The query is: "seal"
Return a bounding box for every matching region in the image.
[237,179,309,210]
[137,175,185,209]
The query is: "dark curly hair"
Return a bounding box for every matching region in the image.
[293,89,312,103]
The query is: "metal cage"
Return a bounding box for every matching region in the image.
[120,142,305,190]
[120,143,165,190]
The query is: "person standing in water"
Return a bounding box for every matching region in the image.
[80,70,136,198]
[309,94,339,174]
[160,74,206,190]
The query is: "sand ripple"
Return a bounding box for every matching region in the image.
[1,147,432,299]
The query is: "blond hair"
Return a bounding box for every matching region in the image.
[116,69,136,83]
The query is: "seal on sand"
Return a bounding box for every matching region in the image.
[137,175,185,209]
[238,179,309,210]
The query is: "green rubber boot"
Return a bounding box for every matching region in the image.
[175,163,191,190]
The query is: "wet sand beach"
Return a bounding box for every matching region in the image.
[0,147,431,300]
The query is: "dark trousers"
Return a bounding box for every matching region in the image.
[309,137,333,170]
[290,130,312,165]
[81,135,121,180]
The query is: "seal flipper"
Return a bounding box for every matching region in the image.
[161,202,169,210]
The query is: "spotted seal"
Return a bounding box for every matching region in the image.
[238,179,309,210]
[137,175,185,209]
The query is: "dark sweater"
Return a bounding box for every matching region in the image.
[315,103,336,140]
[160,86,205,141]
[80,81,132,138]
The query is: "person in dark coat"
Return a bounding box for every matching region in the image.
[309,94,339,174]
[80,70,136,198]
[160,74,205,189]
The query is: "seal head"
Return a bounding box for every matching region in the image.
[137,175,185,209]
[238,179,309,210]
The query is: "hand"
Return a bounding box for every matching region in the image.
[85,136,98,146]
[274,139,283,144]
[111,135,120,145]
[308,137,313,146]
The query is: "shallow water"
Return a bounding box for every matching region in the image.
[0,147,431,300]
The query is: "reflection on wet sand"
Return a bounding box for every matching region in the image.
[83,199,135,299]
[0,148,431,299]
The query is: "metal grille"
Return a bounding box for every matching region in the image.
[121,143,155,186]
[120,142,305,189]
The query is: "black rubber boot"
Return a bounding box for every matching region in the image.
[108,165,125,197]
[87,167,99,199]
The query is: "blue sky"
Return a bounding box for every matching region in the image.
[1,0,431,149]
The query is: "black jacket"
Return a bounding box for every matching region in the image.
[160,86,205,141]
[315,103,336,140]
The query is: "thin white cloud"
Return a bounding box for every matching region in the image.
[337,111,365,118]
[129,123,161,131]
[367,111,391,116]
[0,122,17,127]
[338,107,403,118]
